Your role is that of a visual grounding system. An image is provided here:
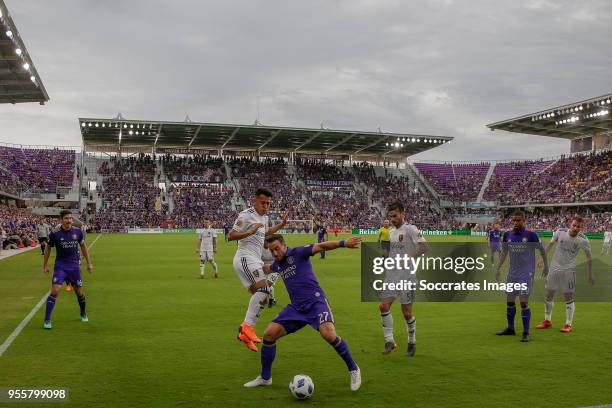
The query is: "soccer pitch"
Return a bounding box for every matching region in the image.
[1,233,611,408]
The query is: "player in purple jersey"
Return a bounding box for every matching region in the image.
[316,224,328,259]
[42,210,93,330]
[487,223,502,266]
[495,211,548,342]
[243,234,362,391]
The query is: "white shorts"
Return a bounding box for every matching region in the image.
[200,251,215,261]
[233,254,265,289]
[545,270,576,293]
[603,241,611,249]
[379,270,416,304]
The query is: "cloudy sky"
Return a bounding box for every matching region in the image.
[1,0,610,160]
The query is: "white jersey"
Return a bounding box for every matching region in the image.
[199,227,217,251]
[232,207,268,259]
[604,231,612,244]
[388,223,427,281]
[550,229,591,274]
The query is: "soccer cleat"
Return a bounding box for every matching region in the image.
[560,324,572,333]
[240,322,262,343]
[496,328,516,336]
[349,366,361,391]
[199,274,204,279]
[214,272,218,278]
[382,340,397,355]
[43,320,52,330]
[237,331,258,352]
[536,320,552,329]
[65,284,72,292]
[407,342,416,357]
[243,376,272,388]
[520,333,530,342]
[80,314,89,322]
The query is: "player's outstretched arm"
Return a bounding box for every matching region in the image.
[265,210,289,237]
[311,236,362,255]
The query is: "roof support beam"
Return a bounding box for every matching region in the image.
[188,125,203,147]
[153,124,163,147]
[353,135,389,155]
[221,127,240,149]
[325,133,357,153]
[258,130,281,151]
[294,131,322,151]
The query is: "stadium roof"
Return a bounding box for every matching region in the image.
[79,116,453,159]
[0,0,49,104]
[487,93,612,140]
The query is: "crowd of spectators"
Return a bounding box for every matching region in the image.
[161,155,226,183]
[0,204,54,251]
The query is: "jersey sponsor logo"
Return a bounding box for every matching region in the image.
[253,270,260,278]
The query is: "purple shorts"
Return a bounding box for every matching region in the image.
[273,298,335,334]
[52,266,83,287]
[506,273,533,297]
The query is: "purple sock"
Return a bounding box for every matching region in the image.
[506,303,516,330]
[331,337,358,371]
[77,294,86,316]
[521,307,531,335]
[261,340,276,380]
[44,294,57,321]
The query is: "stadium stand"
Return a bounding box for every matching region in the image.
[414,162,490,202]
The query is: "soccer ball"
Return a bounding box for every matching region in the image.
[289,374,314,400]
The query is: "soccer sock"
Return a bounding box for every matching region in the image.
[330,336,358,372]
[521,306,531,335]
[77,293,86,316]
[211,261,218,272]
[565,300,575,325]
[44,294,57,321]
[261,340,276,380]
[544,297,553,321]
[406,317,416,344]
[244,290,268,326]
[199,262,205,277]
[380,311,394,342]
[269,285,275,301]
[506,302,516,331]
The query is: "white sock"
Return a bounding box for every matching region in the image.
[199,262,205,277]
[406,317,416,344]
[269,285,275,300]
[211,261,218,272]
[381,311,394,342]
[566,300,575,325]
[244,291,268,326]
[544,297,553,321]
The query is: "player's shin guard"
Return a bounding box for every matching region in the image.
[330,336,358,372]
[261,340,276,380]
[565,300,574,325]
[544,296,553,321]
[44,294,57,321]
[521,305,531,335]
[244,289,268,326]
[381,311,394,342]
[406,317,416,344]
[77,293,86,316]
[506,302,516,331]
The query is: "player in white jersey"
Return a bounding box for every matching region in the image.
[602,231,612,255]
[536,216,593,333]
[229,188,288,352]
[196,217,218,279]
[378,201,428,357]
[262,241,277,308]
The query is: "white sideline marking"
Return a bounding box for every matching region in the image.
[0,234,102,358]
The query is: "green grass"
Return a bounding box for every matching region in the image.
[1,233,611,408]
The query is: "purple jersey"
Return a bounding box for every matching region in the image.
[317,227,327,242]
[48,227,84,268]
[488,229,501,243]
[270,244,326,308]
[502,228,541,280]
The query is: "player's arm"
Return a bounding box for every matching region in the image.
[43,244,51,274]
[79,241,93,273]
[495,246,509,281]
[311,236,362,255]
[212,236,217,253]
[196,237,202,252]
[265,209,289,237]
[228,223,262,241]
[584,246,594,286]
[537,239,549,277]
[377,230,382,243]
[413,241,429,258]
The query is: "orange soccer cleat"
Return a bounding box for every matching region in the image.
[536,320,552,329]
[560,324,573,333]
[237,331,258,352]
[65,284,73,292]
[239,322,262,343]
